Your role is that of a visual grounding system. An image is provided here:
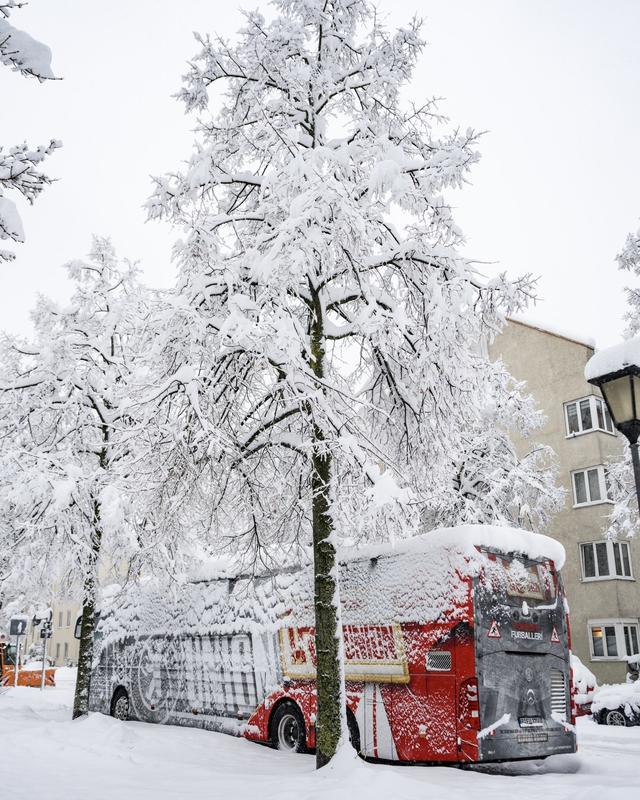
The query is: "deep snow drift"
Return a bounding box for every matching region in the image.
[1,670,639,800]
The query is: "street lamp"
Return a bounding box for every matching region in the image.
[585,336,640,512]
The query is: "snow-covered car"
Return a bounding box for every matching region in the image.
[592,656,640,726]
[571,653,597,717]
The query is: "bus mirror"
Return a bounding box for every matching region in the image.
[74,616,82,640]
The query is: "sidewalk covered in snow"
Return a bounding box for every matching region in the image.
[1,671,639,800]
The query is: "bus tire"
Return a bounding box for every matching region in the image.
[270,701,306,753]
[347,710,361,754]
[110,687,130,721]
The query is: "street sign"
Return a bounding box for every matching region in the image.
[9,617,28,636]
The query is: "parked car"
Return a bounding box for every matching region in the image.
[592,655,640,727]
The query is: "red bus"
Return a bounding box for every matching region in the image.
[89,524,576,763]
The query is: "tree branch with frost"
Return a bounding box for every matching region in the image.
[0,3,59,259]
[0,1,55,80]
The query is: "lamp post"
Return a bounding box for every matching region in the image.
[585,336,640,515]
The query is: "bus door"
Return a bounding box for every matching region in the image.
[359,682,398,760]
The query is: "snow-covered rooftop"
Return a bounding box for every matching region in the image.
[585,335,640,381]
[509,314,595,349]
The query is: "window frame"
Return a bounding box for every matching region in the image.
[580,540,634,581]
[571,465,612,507]
[564,395,615,437]
[588,619,640,661]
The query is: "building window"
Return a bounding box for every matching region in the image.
[63,642,69,660]
[565,396,614,436]
[572,466,611,507]
[58,610,63,628]
[55,643,60,660]
[580,540,633,580]
[66,610,71,627]
[624,624,639,658]
[589,620,640,660]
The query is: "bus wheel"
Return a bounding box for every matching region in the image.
[110,688,130,721]
[605,709,627,726]
[347,710,361,754]
[270,701,306,753]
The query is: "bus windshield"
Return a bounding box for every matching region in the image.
[502,558,556,602]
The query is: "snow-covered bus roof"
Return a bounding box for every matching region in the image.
[190,524,565,583]
[340,524,565,571]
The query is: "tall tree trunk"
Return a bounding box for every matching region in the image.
[310,290,343,768]
[72,500,102,719]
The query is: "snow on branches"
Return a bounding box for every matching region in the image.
[0,140,61,260]
[0,1,55,80]
[616,226,640,337]
[597,224,640,540]
[0,1,59,261]
[0,239,149,599]
[147,0,552,565]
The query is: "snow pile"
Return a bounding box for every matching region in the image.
[585,336,640,381]
[570,653,597,706]
[591,680,640,720]
[22,660,48,670]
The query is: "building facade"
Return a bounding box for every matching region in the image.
[491,319,640,684]
[18,601,80,667]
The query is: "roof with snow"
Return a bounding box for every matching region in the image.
[508,315,596,350]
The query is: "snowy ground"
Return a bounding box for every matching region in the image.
[1,671,639,800]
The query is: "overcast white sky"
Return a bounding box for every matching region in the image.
[2,0,639,347]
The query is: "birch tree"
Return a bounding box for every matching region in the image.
[0,1,60,261]
[0,238,152,717]
[147,0,548,766]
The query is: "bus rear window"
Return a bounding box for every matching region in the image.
[503,559,555,601]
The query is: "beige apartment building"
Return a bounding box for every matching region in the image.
[491,319,640,684]
[19,600,80,667]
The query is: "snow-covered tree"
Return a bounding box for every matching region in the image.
[617,226,640,338]
[0,1,60,261]
[429,379,562,532]
[146,0,552,766]
[598,226,640,538]
[0,238,154,717]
